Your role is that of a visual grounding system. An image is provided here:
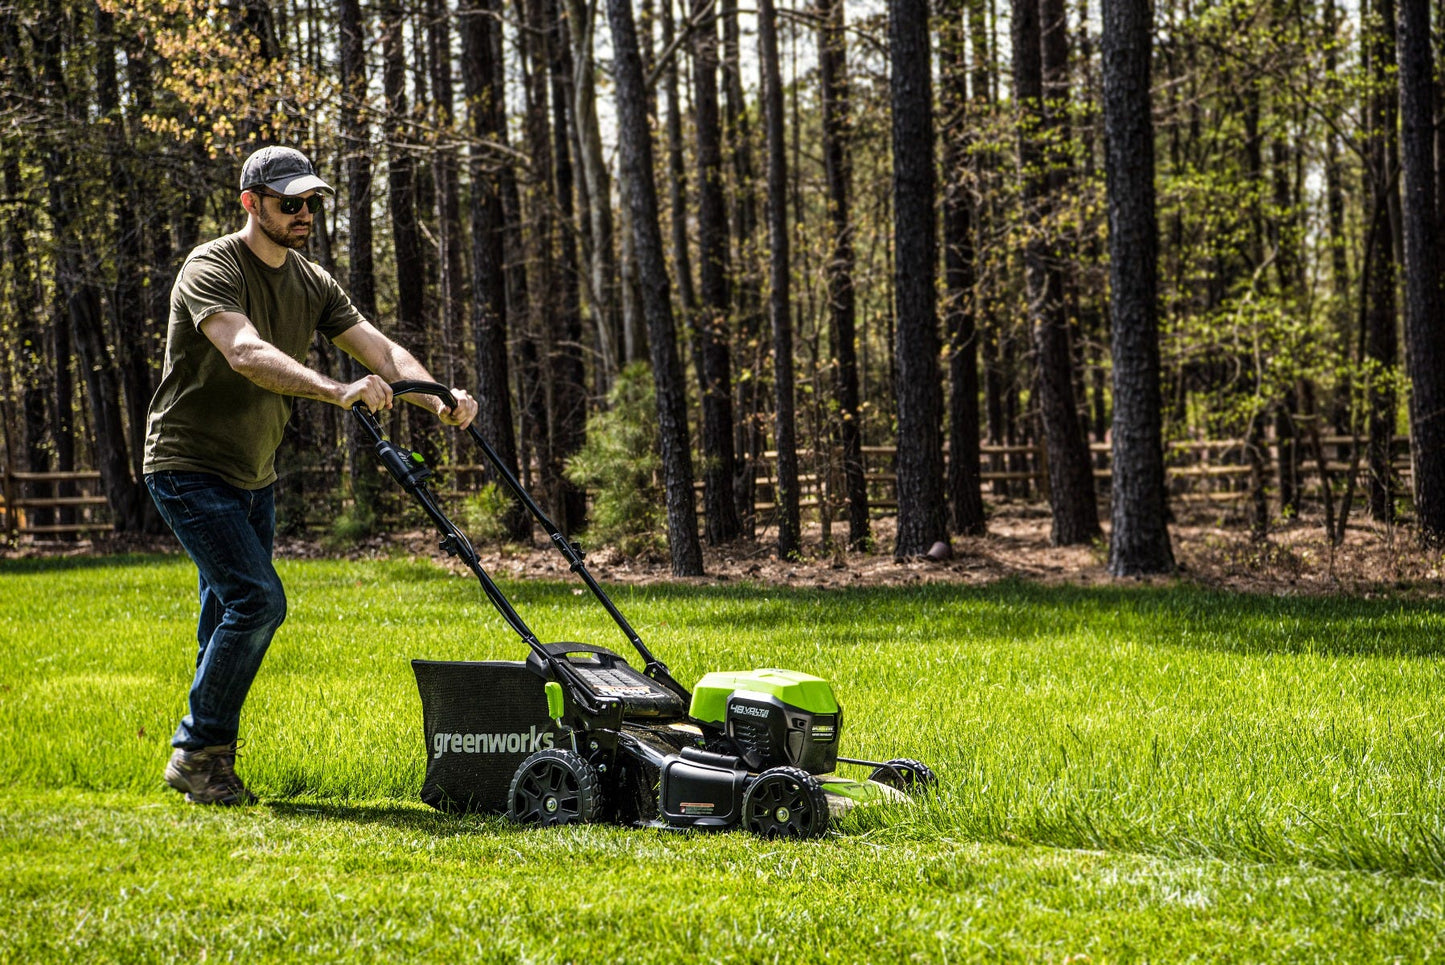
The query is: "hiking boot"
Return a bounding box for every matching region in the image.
[164,742,257,805]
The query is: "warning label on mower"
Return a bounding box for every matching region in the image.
[678,802,716,816]
[432,726,555,759]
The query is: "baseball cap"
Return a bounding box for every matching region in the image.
[239,146,335,197]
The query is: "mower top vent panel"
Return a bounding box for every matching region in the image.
[688,669,840,725]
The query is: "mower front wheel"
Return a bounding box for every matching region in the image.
[508,749,601,826]
[868,758,936,795]
[742,766,830,840]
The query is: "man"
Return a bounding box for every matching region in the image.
[144,145,478,805]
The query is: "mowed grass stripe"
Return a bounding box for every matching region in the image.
[2,555,1444,880]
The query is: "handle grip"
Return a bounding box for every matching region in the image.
[387,379,457,410]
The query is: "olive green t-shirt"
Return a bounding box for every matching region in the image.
[143,233,364,489]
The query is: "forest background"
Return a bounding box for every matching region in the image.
[4,0,1445,579]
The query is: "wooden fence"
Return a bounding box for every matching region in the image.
[1,436,1412,541]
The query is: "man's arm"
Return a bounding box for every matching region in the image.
[199,311,393,412]
[332,321,478,428]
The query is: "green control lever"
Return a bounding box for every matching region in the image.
[544,680,564,722]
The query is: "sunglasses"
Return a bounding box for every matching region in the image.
[254,190,324,216]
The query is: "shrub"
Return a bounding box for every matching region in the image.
[565,363,665,558]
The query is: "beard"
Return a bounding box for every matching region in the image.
[257,206,309,250]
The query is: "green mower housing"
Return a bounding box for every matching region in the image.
[689,669,843,774]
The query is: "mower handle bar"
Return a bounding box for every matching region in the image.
[356,380,681,694]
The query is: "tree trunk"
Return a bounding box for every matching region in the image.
[3,148,52,529]
[605,0,705,575]
[1397,0,1445,542]
[663,0,696,315]
[564,0,625,392]
[692,0,742,544]
[548,0,590,534]
[35,11,144,532]
[818,0,870,549]
[1362,0,1401,524]
[722,0,763,534]
[1102,0,1173,576]
[890,0,948,558]
[1014,0,1100,545]
[382,1,427,359]
[940,0,986,538]
[462,0,531,540]
[428,0,468,392]
[758,0,802,559]
[339,0,385,523]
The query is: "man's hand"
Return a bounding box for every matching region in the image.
[339,374,394,414]
[439,388,478,430]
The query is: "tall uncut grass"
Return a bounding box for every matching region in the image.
[3,553,1445,961]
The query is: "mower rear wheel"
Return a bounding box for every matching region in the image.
[508,749,601,826]
[868,758,936,795]
[742,766,830,840]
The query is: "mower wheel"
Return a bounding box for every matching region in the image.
[868,758,936,795]
[742,766,830,840]
[508,749,601,826]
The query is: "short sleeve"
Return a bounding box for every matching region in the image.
[316,267,367,341]
[173,248,246,330]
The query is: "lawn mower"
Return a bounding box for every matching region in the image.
[356,381,935,839]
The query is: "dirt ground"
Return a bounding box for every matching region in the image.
[31,499,1444,598]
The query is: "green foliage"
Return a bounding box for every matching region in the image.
[564,362,665,559]
[328,499,376,545]
[455,482,514,544]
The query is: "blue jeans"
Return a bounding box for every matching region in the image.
[145,471,287,750]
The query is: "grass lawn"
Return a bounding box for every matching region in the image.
[3,552,1444,962]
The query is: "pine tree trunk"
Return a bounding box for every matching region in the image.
[940,0,986,538]
[1015,0,1100,545]
[462,0,531,540]
[382,1,426,359]
[818,0,870,549]
[1364,0,1400,524]
[890,0,948,558]
[564,0,624,392]
[692,0,742,544]
[547,0,590,534]
[759,0,802,559]
[1102,0,1173,576]
[339,0,386,524]
[1397,0,1445,542]
[722,0,762,535]
[428,0,468,392]
[35,14,144,532]
[605,0,705,575]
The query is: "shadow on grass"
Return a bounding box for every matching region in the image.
[265,799,512,837]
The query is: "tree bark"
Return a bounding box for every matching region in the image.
[1396,0,1445,542]
[1014,0,1100,545]
[564,0,625,392]
[1364,0,1400,524]
[462,0,531,540]
[722,0,763,534]
[1102,0,1173,576]
[35,10,144,532]
[428,0,468,391]
[890,0,948,558]
[759,0,802,559]
[548,0,590,534]
[605,0,705,575]
[692,0,742,544]
[939,0,986,538]
[818,0,870,549]
[339,0,386,522]
[382,1,427,360]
